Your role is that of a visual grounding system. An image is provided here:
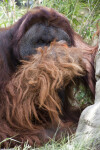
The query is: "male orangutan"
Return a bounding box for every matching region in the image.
[0,6,98,148]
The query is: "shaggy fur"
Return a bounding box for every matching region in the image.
[0,42,86,147]
[0,6,98,148]
[0,6,97,93]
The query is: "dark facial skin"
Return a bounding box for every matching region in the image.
[19,23,71,58]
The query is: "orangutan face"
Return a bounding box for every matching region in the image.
[19,23,71,58]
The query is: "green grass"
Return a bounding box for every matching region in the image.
[0,135,96,150]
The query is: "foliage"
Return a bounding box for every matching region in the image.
[74,84,93,105]
[0,0,100,42]
[41,0,100,43]
[0,0,26,27]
